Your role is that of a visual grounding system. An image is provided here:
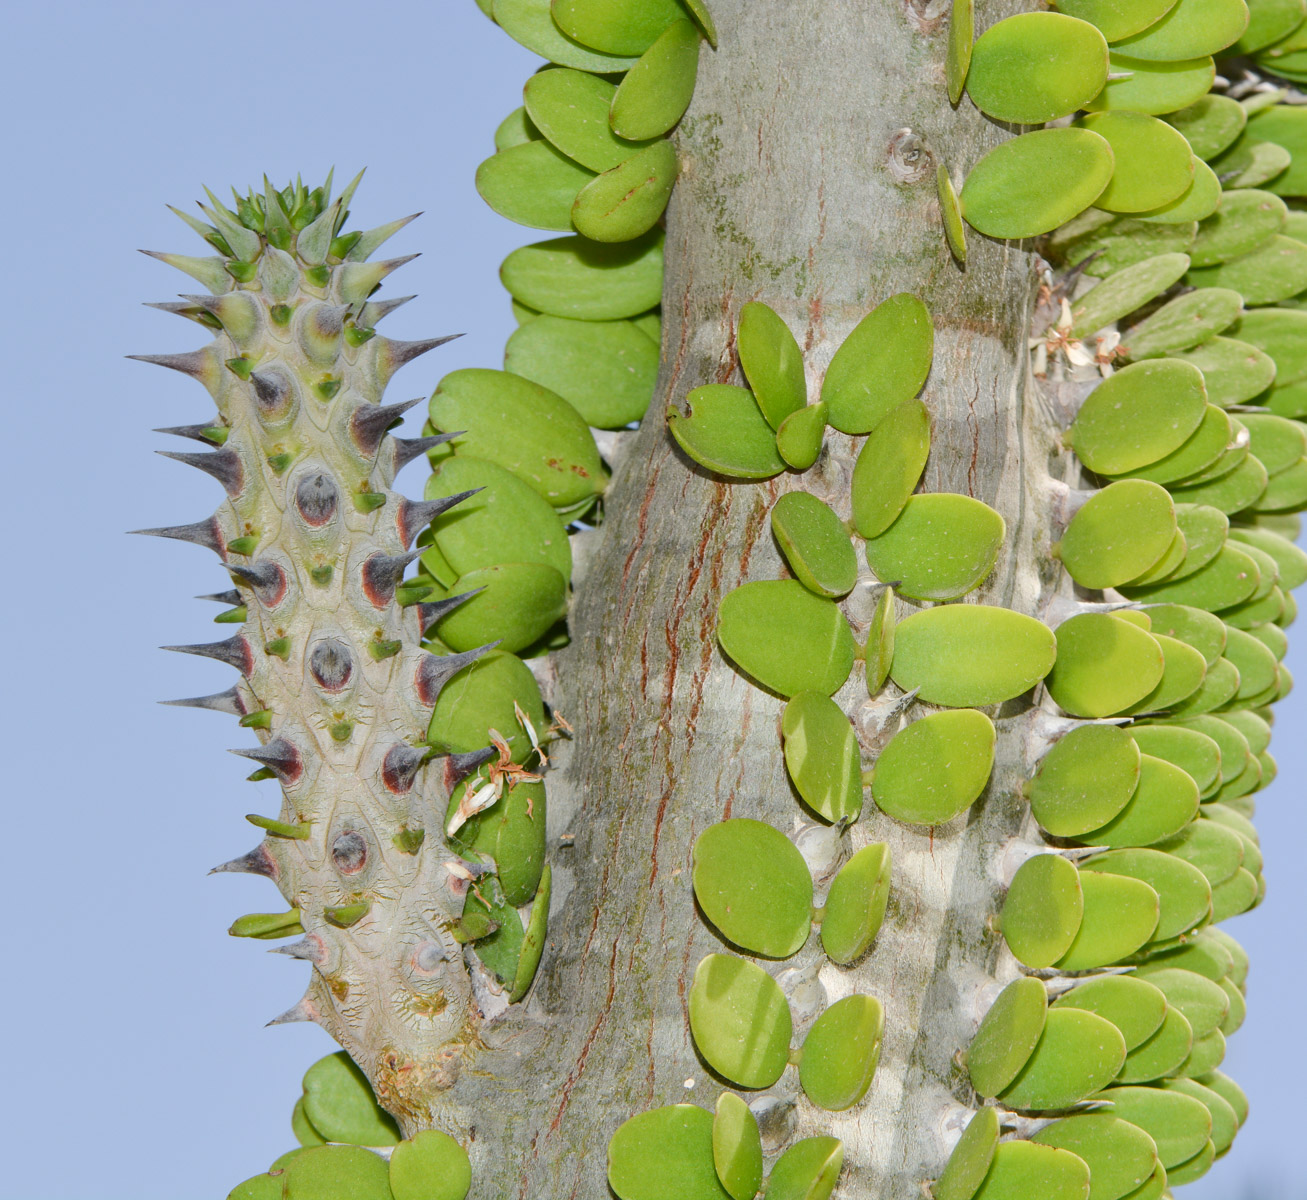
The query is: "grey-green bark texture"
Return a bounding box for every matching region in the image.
[437,2,1060,1195]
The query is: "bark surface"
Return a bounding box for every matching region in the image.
[443,3,1068,1195]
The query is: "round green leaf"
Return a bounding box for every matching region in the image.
[522,68,652,172]
[738,302,806,430]
[1173,337,1277,407]
[1113,0,1252,58]
[1129,724,1222,794]
[763,1138,844,1200]
[1197,1069,1249,1126]
[551,0,684,54]
[966,12,1108,124]
[1117,1006,1195,1082]
[1120,288,1243,359]
[1097,1086,1211,1167]
[961,128,1115,239]
[719,582,855,698]
[1246,104,1307,197]
[1052,211,1197,275]
[425,457,572,583]
[1079,752,1200,846]
[781,690,863,822]
[1242,412,1307,474]
[1056,871,1160,967]
[871,709,996,826]
[1163,1077,1237,1153]
[475,140,594,231]
[1256,456,1307,511]
[1087,52,1215,116]
[282,1146,394,1200]
[1229,523,1307,586]
[974,1142,1091,1200]
[431,367,608,507]
[572,140,678,242]
[495,106,540,153]
[799,995,884,1111]
[820,294,934,435]
[935,1107,1000,1200]
[500,230,664,320]
[1123,633,1208,713]
[1088,848,1212,939]
[1029,724,1142,837]
[1225,624,1279,699]
[292,1096,326,1148]
[1167,453,1268,514]
[820,843,892,965]
[1069,359,1208,475]
[850,398,931,538]
[1162,504,1229,582]
[608,1105,732,1200]
[1166,94,1247,161]
[302,1053,400,1147]
[1136,157,1222,224]
[1229,306,1307,383]
[968,977,1048,1098]
[1060,480,1176,589]
[1053,0,1179,41]
[1002,853,1085,968]
[1031,1114,1158,1200]
[864,493,1004,602]
[1070,251,1191,338]
[428,648,545,762]
[610,19,702,141]
[689,955,792,1089]
[692,819,813,958]
[713,1094,763,1200]
[1236,0,1307,51]
[670,384,786,480]
[865,585,896,696]
[1160,1139,1215,1185]
[1046,614,1164,718]
[999,1008,1127,1111]
[504,314,658,428]
[1122,544,1260,609]
[776,404,827,470]
[1189,234,1307,305]
[1165,655,1241,715]
[1053,974,1168,1050]
[451,774,546,906]
[492,0,640,69]
[1189,188,1287,267]
[436,563,567,654]
[228,1174,283,1200]
[1135,967,1229,1039]
[890,605,1056,707]
[772,492,857,598]
[1079,112,1195,213]
[389,1132,471,1200]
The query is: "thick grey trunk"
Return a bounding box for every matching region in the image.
[444,3,1064,1195]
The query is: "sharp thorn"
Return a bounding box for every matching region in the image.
[209,845,277,878]
[266,997,316,1027]
[382,742,431,794]
[126,349,214,380]
[393,434,455,472]
[349,397,423,458]
[161,635,253,675]
[419,588,485,635]
[441,745,498,791]
[417,642,500,707]
[197,589,243,606]
[270,938,322,962]
[229,737,303,784]
[160,686,246,716]
[156,448,244,496]
[227,560,288,607]
[361,548,424,607]
[398,490,481,546]
[153,423,224,445]
[130,517,224,555]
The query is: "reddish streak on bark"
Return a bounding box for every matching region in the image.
[548,938,620,1137]
[622,456,663,588]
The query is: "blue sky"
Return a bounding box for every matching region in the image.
[3,2,1304,1197]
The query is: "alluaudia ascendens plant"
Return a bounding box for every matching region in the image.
[139,0,1307,1197]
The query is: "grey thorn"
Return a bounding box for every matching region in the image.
[270,939,321,962]
[359,294,416,325]
[441,745,498,791]
[416,642,500,707]
[350,396,423,457]
[161,635,252,674]
[362,547,425,604]
[398,489,482,547]
[227,560,286,605]
[229,737,301,782]
[381,333,463,374]
[160,686,245,716]
[153,422,223,444]
[129,517,224,555]
[249,368,291,411]
[196,589,243,606]
[266,997,315,1027]
[393,433,456,472]
[125,349,212,379]
[419,588,485,635]
[157,447,243,496]
[209,846,275,878]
